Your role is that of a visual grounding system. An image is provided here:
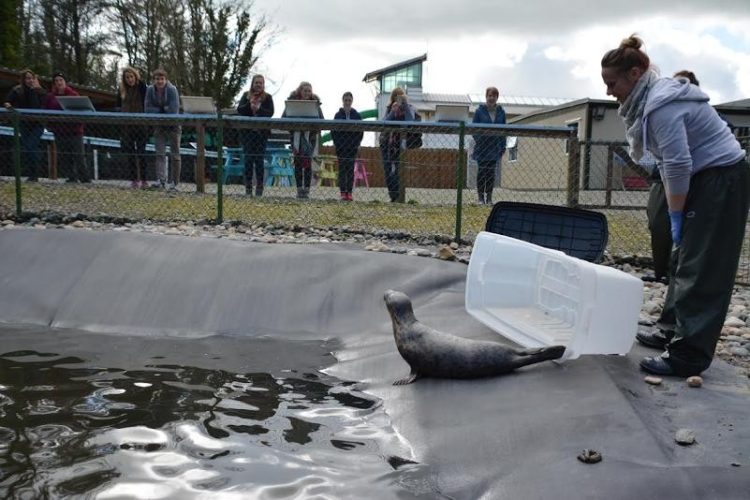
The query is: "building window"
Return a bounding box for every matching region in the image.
[381,63,423,93]
[507,136,518,162]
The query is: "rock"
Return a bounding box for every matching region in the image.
[415,249,432,257]
[1,220,14,226]
[644,376,663,386]
[449,242,459,250]
[686,376,703,388]
[577,449,602,464]
[724,317,746,328]
[730,347,749,357]
[70,220,85,228]
[643,301,662,315]
[675,429,696,446]
[164,228,181,235]
[437,245,456,261]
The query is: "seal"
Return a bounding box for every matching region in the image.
[384,289,566,385]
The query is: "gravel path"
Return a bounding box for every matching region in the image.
[2,213,748,378]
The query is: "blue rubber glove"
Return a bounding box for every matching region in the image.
[668,210,684,246]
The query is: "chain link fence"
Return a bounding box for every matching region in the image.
[1,108,749,282]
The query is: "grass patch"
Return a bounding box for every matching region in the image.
[1,181,653,254]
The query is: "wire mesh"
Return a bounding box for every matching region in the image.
[1,108,749,283]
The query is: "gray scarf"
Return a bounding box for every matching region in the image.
[618,69,658,161]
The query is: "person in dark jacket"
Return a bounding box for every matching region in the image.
[602,35,749,377]
[471,86,506,205]
[331,92,363,201]
[117,67,149,188]
[44,72,89,183]
[237,74,274,196]
[379,87,416,202]
[4,69,47,181]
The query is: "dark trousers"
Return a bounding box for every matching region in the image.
[380,143,401,201]
[121,127,147,181]
[646,179,672,280]
[657,161,750,375]
[477,160,498,201]
[336,149,357,193]
[21,124,44,180]
[56,134,89,182]
[294,155,312,189]
[243,133,268,191]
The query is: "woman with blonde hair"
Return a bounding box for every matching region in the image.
[237,74,274,196]
[117,67,148,188]
[602,35,749,377]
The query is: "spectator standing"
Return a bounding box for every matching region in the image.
[237,74,274,196]
[117,67,148,189]
[282,81,324,199]
[43,72,89,183]
[331,92,363,201]
[471,86,507,205]
[4,69,47,181]
[145,68,181,191]
[602,35,749,377]
[379,87,416,202]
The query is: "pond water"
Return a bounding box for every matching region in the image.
[0,326,437,499]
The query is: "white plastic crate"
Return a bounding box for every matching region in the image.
[466,232,643,360]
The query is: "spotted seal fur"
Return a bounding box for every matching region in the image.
[384,289,566,385]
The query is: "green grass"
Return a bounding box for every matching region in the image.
[1,181,653,255]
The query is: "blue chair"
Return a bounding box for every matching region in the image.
[214,147,245,185]
[265,148,295,187]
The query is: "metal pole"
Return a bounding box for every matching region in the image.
[566,133,580,208]
[455,121,466,242]
[216,111,224,223]
[12,111,22,216]
[605,144,614,208]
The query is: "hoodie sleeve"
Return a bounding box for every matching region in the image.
[648,105,692,195]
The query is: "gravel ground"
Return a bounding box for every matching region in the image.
[1,212,748,378]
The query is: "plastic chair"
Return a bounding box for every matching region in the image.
[318,156,338,187]
[212,147,245,185]
[265,149,295,187]
[353,159,370,188]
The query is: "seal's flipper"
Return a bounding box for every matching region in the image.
[393,371,419,386]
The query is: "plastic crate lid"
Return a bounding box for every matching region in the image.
[484,202,608,262]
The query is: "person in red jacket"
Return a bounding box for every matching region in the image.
[44,72,89,183]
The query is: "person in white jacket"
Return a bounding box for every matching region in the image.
[601,34,749,377]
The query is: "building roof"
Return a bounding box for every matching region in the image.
[468,94,575,107]
[422,93,472,104]
[363,54,428,83]
[717,98,750,109]
[509,97,618,123]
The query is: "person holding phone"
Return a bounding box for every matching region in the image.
[4,69,47,181]
[379,87,416,202]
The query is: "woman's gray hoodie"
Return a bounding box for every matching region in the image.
[644,77,744,196]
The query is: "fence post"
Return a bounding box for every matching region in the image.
[12,111,22,216]
[455,121,465,242]
[566,133,580,208]
[195,123,206,193]
[216,111,224,224]
[605,144,614,208]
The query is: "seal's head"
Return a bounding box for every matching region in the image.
[384,290,416,329]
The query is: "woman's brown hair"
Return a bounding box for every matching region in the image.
[601,34,650,74]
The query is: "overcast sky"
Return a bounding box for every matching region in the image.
[249,0,750,117]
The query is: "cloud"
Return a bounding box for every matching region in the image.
[247,0,750,117]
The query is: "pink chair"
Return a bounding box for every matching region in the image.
[353,159,370,188]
